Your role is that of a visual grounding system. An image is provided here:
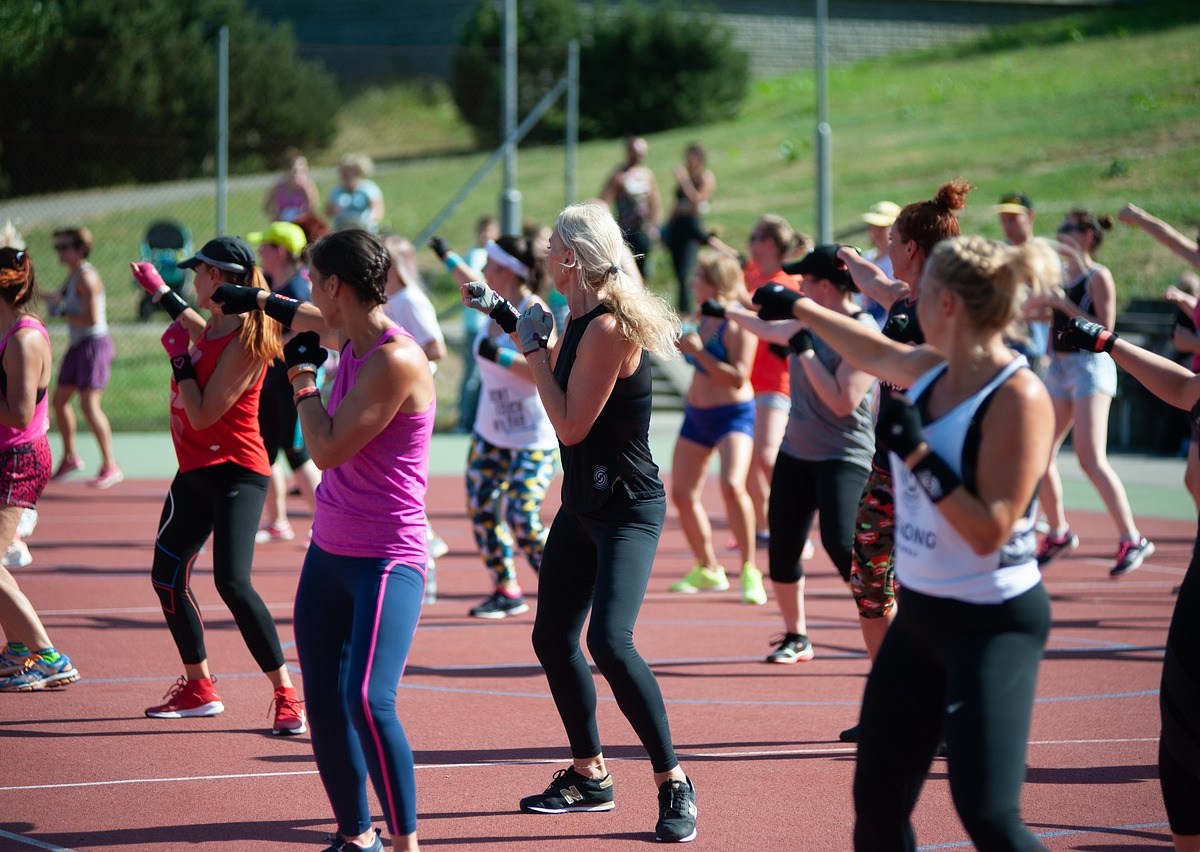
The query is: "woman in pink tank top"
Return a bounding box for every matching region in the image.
[0,247,81,693]
[212,228,435,852]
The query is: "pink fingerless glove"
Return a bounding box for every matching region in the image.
[160,322,190,359]
[131,262,169,297]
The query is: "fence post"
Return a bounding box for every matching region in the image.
[216,26,229,235]
[499,0,522,234]
[565,40,579,207]
[815,0,832,244]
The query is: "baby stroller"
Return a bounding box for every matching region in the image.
[135,220,193,320]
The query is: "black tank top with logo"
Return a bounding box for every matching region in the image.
[553,304,663,512]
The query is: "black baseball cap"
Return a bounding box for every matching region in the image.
[782,244,853,289]
[178,236,256,274]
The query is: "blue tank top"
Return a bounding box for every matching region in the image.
[683,318,730,374]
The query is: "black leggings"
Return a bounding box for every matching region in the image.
[260,370,312,469]
[768,453,869,584]
[662,215,707,314]
[1159,518,1200,837]
[854,584,1050,852]
[532,489,678,773]
[150,463,284,672]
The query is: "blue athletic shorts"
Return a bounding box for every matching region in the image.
[679,400,756,449]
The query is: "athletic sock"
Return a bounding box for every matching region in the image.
[1051,527,1070,541]
[6,642,29,655]
[35,647,62,664]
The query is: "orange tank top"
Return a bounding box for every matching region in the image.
[169,326,270,475]
[747,264,803,395]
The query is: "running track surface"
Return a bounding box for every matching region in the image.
[0,474,1190,851]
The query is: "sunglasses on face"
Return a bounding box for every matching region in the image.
[54,242,76,251]
[1057,223,1087,234]
[0,248,27,267]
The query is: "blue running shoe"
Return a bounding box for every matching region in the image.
[0,643,30,676]
[0,652,79,692]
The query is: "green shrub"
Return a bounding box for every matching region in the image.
[579,1,749,138]
[451,0,748,145]
[0,0,339,195]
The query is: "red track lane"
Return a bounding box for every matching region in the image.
[0,475,1189,850]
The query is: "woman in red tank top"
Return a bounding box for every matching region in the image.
[132,236,304,735]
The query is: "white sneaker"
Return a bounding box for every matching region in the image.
[3,539,32,569]
[16,507,38,539]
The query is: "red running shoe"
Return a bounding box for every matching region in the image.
[145,676,224,718]
[271,685,307,735]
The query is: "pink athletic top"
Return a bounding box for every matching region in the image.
[311,327,435,567]
[0,318,51,450]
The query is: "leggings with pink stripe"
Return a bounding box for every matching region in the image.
[294,543,424,838]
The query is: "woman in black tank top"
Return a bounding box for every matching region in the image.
[460,202,698,843]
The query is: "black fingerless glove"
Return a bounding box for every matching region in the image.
[699,298,726,319]
[752,283,804,321]
[283,331,328,370]
[428,236,450,260]
[767,343,789,359]
[788,329,815,355]
[877,397,962,503]
[1058,315,1118,354]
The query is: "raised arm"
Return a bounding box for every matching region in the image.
[837,246,910,311]
[752,284,943,388]
[1119,203,1200,270]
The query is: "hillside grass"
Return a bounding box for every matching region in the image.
[9,3,1200,430]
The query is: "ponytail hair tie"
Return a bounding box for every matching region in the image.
[608,265,620,276]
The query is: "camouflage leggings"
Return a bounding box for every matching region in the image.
[465,434,558,587]
[850,463,898,619]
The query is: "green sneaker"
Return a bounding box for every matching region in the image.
[740,563,767,605]
[668,565,730,593]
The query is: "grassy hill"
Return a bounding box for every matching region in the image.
[327,3,1199,304]
[7,1,1199,431]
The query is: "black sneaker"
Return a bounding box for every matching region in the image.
[520,766,615,813]
[1110,537,1155,577]
[838,724,859,743]
[765,633,814,664]
[469,591,529,619]
[1035,530,1079,567]
[655,777,698,843]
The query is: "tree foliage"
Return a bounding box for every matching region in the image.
[451,0,748,145]
[0,0,340,196]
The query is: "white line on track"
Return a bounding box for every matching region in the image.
[0,828,77,851]
[0,737,1160,794]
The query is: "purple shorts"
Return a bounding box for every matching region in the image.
[58,334,115,390]
[0,436,52,508]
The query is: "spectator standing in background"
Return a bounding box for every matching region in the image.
[45,227,122,489]
[264,149,321,223]
[327,154,385,233]
[601,136,661,278]
[661,143,716,314]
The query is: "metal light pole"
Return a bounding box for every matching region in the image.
[216,26,229,234]
[815,0,832,243]
[499,0,522,234]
